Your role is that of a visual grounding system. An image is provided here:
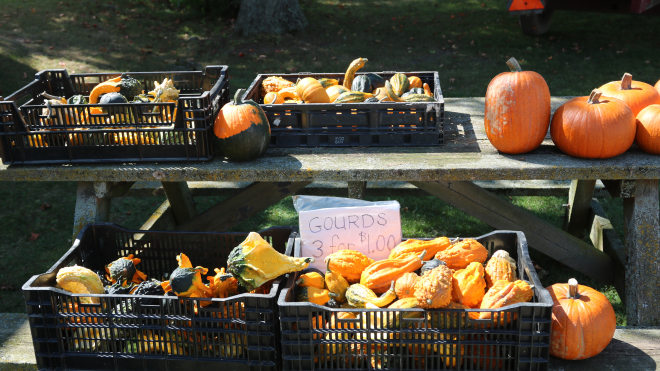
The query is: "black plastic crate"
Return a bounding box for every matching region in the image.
[22,223,294,371]
[278,231,553,371]
[0,66,229,165]
[244,71,444,147]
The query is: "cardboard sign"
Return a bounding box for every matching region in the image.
[294,196,402,270]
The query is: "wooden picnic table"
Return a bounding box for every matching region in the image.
[1,96,658,326]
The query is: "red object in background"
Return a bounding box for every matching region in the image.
[239,52,244,57]
[509,0,545,11]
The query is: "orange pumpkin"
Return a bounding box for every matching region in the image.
[263,92,284,104]
[546,279,616,360]
[407,76,423,90]
[394,272,419,299]
[214,89,271,161]
[296,77,330,103]
[550,89,635,159]
[599,73,660,117]
[484,57,551,154]
[635,104,660,155]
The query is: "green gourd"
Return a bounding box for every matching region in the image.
[351,75,372,93]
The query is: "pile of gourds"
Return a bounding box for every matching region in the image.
[485,57,660,157]
[260,57,436,104]
[294,236,532,316]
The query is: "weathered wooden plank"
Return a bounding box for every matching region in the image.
[175,181,311,232]
[122,180,610,198]
[134,200,177,240]
[93,181,135,198]
[623,179,660,326]
[589,198,626,305]
[411,180,614,284]
[347,181,367,199]
[161,181,197,224]
[72,181,111,240]
[601,179,637,198]
[564,180,597,238]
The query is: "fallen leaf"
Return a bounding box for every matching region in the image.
[41,202,51,210]
[50,227,57,232]
[429,50,436,54]
[49,45,54,49]
[584,56,591,60]
[126,211,132,215]
[616,50,623,54]
[547,56,552,60]
[29,232,40,241]
[449,78,455,83]
[23,72,27,78]
[31,7,36,13]
[23,39,31,43]
[0,283,15,291]
[375,39,381,43]
[290,67,297,72]
[470,40,474,45]
[59,62,66,66]
[646,60,650,63]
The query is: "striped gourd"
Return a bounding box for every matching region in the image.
[390,73,410,96]
[333,91,374,103]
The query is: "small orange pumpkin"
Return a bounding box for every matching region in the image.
[296,77,330,103]
[407,76,423,90]
[394,272,419,299]
[599,73,660,117]
[484,57,551,154]
[263,92,284,104]
[635,104,660,155]
[550,89,635,159]
[546,279,616,360]
[214,89,271,161]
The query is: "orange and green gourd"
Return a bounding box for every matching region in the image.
[214,89,271,162]
[105,254,147,285]
[162,253,212,298]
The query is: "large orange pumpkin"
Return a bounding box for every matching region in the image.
[599,73,660,117]
[214,89,271,161]
[296,77,330,104]
[484,57,551,154]
[546,279,616,360]
[635,104,660,155]
[550,89,635,159]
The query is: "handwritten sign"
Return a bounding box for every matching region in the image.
[294,196,402,270]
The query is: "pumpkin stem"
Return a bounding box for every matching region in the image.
[233,89,246,105]
[326,258,334,274]
[620,73,633,90]
[418,250,427,261]
[568,278,580,299]
[506,57,523,72]
[587,89,603,104]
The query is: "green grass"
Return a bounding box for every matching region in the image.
[1,0,658,323]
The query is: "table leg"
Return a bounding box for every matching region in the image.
[564,179,596,238]
[348,181,367,199]
[161,181,197,224]
[72,181,111,240]
[623,179,660,326]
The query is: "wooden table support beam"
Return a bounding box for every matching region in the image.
[175,181,311,232]
[161,181,196,225]
[623,179,660,326]
[564,179,597,238]
[588,198,626,305]
[411,180,614,284]
[72,181,112,240]
[347,181,367,199]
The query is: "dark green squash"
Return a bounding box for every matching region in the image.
[364,97,379,102]
[116,73,143,100]
[365,73,386,89]
[133,279,165,305]
[99,92,128,104]
[67,95,88,105]
[169,266,208,297]
[351,75,372,93]
[106,257,137,283]
[214,89,271,162]
[421,258,446,276]
[106,279,136,295]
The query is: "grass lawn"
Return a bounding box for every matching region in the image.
[1,0,658,324]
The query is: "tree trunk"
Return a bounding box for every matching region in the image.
[234,0,308,37]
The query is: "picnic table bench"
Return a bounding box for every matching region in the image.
[1,97,658,331]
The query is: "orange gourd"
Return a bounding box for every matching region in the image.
[478,280,533,320]
[297,77,330,103]
[394,272,419,299]
[407,76,423,90]
[263,92,284,104]
[484,57,551,154]
[635,104,660,155]
[325,250,374,283]
[484,250,517,288]
[260,76,294,96]
[550,89,636,159]
[435,239,488,270]
[414,264,453,309]
[422,83,433,97]
[546,279,616,360]
[389,236,451,261]
[452,262,486,308]
[278,86,300,101]
[326,85,349,102]
[360,250,427,294]
[598,73,660,117]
